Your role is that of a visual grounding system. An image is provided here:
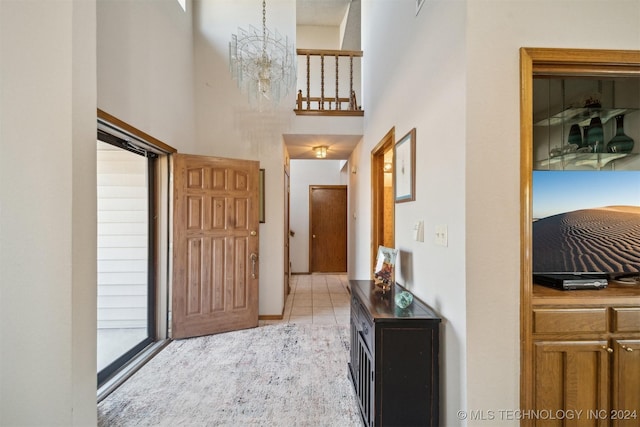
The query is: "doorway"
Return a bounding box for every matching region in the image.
[309,185,348,272]
[371,128,395,269]
[96,112,177,389]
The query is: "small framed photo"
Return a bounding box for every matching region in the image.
[394,128,416,203]
[374,245,398,289]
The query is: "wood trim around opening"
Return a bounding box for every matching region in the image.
[370,127,395,274]
[97,109,177,154]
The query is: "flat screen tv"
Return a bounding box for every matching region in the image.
[533,170,640,284]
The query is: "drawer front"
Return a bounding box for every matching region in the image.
[533,308,607,334]
[358,304,374,351]
[352,294,374,351]
[613,307,640,332]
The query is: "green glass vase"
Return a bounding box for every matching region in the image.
[607,115,635,153]
[586,117,604,153]
[568,124,583,148]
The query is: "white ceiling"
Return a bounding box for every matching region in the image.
[283,133,361,159]
[288,0,360,160]
[297,0,351,26]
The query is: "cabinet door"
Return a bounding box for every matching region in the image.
[534,341,609,427]
[612,340,640,427]
[350,302,359,380]
[356,331,374,427]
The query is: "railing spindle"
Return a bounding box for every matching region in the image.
[320,55,325,111]
[349,55,354,109]
[306,54,310,110]
[335,54,340,110]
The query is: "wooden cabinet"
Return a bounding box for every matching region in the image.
[531,284,640,426]
[348,280,441,427]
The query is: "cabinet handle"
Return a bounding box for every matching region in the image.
[622,345,634,352]
[602,346,614,353]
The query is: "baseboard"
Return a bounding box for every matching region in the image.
[259,313,284,321]
[291,272,309,275]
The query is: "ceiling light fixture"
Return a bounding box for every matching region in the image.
[229,0,296,110]
[314,146,328,158]
[383,162,393,172]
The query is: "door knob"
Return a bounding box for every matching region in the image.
[312,234,316,238]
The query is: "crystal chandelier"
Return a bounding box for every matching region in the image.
[229,0,296,109]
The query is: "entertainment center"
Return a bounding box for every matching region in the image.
[521,48,640,426]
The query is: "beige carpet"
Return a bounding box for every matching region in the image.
[98,323,361,426]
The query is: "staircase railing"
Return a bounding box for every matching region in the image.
[294,48,364,116]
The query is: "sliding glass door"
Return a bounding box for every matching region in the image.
[96,138,156,386]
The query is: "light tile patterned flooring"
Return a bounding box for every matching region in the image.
[259,273,351,326]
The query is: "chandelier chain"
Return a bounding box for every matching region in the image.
[262,0,267,58]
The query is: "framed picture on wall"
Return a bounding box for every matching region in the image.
[259,169,265,223]
[394,128,416,203]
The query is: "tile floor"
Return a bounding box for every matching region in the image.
[259,273,351,326]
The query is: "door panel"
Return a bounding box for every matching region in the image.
[534,340,609,427]
[309,185,347,272]
[173,154,259,339]
[612,339,640,427]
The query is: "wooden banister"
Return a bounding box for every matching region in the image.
[294,48,364,116]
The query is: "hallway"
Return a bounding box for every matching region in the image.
[259,274,350,326]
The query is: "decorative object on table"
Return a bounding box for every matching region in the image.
[568,124,583,148]
[228,0,296,110]
[607,114,635,153]
[374,246,398,291]
[395,290,414,309]
[394,128,416,203]
[586,116,604,153]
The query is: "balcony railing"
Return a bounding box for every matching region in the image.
[294,48,364,116]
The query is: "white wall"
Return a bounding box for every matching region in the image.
[192,0,296,316]
[297,25,340,49]
[97,0,196,153]
[0,1,97,425]
[289,160,347,272]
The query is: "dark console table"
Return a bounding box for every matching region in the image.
[348,280,441,427]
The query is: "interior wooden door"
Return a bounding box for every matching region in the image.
[172,154,259,339]
[309,185,347,273]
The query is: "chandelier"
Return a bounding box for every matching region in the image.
[229,0,296,109]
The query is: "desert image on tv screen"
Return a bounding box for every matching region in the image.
[533,171,640,276]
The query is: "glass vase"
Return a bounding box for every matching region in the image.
[568,124,583,148]
[586,117,604,153]
[606,114,635,153]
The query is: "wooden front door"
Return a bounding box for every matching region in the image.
[172,154,259,339]
[309,185,347,272]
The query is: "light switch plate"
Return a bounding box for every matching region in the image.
[435,224,448,247]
